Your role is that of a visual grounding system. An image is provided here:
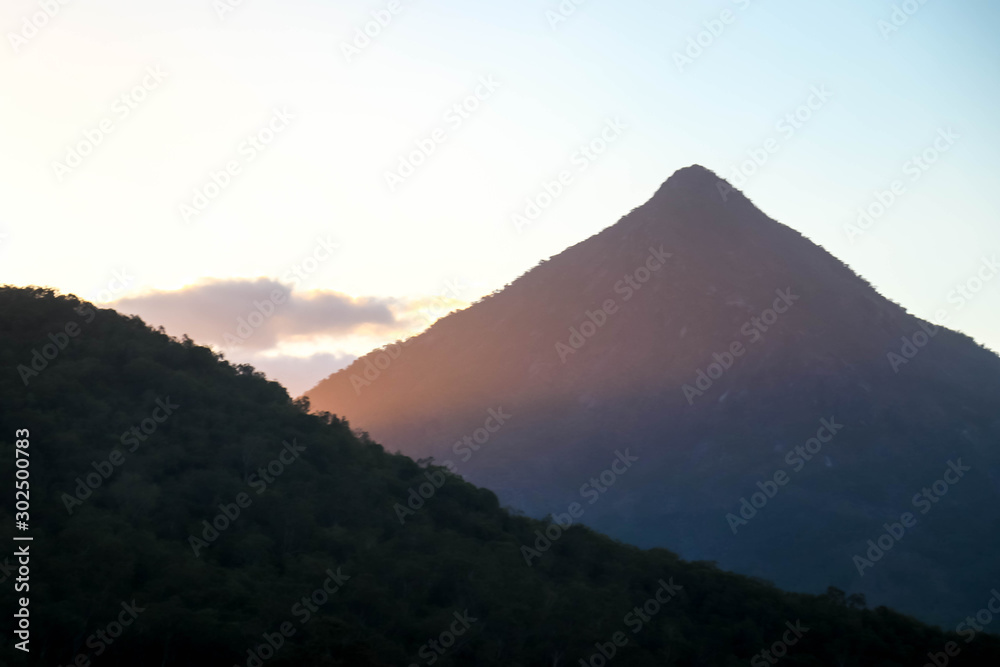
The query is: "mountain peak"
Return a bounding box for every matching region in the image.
[652,164,732,202]
[667,163,720,182]
[639,165,750,235]
[305,170,1000,628]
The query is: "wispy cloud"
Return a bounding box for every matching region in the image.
[113,278,401,351]
[109,277,470,394]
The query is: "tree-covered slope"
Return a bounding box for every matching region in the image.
[1,286,998,666]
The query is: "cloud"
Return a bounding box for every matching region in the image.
[107,277,475,395]
[113,278,401,351]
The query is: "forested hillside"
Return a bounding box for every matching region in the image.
[2,286,998,666]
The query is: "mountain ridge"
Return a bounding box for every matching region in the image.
[306,166,1000,627]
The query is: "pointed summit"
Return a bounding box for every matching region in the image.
[634,165,755,239]
[648,164,745,212]
[658,163,723,190]
[665,163,720,184]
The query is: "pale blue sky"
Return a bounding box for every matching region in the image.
[1,0,997,391]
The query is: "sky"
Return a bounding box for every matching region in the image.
[1,0,998,395]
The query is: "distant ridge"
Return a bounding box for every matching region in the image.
[307,165,1000,627]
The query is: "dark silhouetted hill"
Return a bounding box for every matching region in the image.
[3,286,999,664]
